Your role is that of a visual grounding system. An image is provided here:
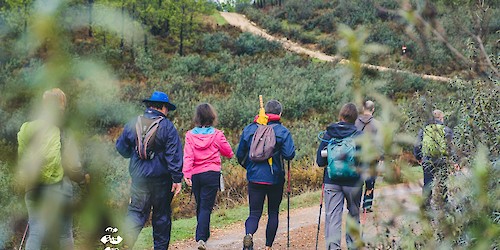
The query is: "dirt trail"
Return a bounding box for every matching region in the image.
[171,182,422,249]
[220,12,451,83]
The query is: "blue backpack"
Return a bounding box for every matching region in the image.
[318,131,358,179]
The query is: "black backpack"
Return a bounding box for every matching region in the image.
[135,115,164,160]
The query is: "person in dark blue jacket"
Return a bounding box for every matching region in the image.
[316,103,364,250]
[116,91,183,249]
[413,109,457,207]
[236,100,295,250]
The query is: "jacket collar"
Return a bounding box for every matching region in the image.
[253,113,281,123]
[145,108,166,118]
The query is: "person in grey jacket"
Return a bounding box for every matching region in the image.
[354,100,383,213]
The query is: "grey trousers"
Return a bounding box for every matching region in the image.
[324,183,362,250]
[25,177,74,250]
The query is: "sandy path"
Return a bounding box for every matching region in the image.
[171,182,422,249]
[220,12,451,83]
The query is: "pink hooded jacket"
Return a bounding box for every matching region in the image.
[183,127,234,179]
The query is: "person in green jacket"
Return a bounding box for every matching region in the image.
[17,88,87,250]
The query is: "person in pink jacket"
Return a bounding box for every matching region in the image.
[183,103,234,250]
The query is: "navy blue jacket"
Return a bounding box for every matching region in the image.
[116,108,183,183]
[316,122,363,187]
[236,120,295,185]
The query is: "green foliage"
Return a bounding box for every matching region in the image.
[241,0,498,77]
[196,32,232,53]
[234,32,280,55]
[1,0,498,248]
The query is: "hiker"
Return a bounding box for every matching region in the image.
[317,103,364,250]
[17,88,89,250]
[116,91,183,249]
[182,103,234,250]
[413,109,457,207]
[354,100,383,213]
[236,100,295,250]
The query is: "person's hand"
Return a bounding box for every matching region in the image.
[171,182,182,196]
[184,177,192,187]
[453,163,461,171]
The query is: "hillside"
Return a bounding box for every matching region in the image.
[240,0,499,79]
[0,0,499,249]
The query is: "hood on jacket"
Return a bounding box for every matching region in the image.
[357,114,374,124]
[326,122,358,139]
[186,128,218,150]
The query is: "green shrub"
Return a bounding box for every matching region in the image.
[310,11,337,33]
[197,32,232,53]
[318,37,337,54]
[234,32,280,55]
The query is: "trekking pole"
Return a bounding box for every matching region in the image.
[19,223,29,250]
[287,160,291,249]
[361,208,367,238]
[315,183,324,250]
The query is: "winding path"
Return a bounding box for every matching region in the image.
[220,12,452,83]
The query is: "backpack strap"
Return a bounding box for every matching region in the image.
[135,116,144,158]
[358,117,372,131]
[136,115,164,159]
[318,131,330,143]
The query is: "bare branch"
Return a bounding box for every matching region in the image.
[415,15,474,67]
[475,35,500,77]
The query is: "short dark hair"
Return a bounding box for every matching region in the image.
[339,103,358,124]
[265,100,282,115]
[193,103,218,127]
[145,101,166,110]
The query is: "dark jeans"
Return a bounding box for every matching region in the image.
[422,157,448,207]
[192,171,220,242]
[126,178,174,250]
[245,182,284,247]
[363,177,376,209]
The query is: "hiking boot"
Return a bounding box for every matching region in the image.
[243,234,253,250]
[265,247,272,250]
[364,207,374,213]
[197,240,207,250]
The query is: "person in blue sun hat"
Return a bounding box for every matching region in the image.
[116,91,183,249]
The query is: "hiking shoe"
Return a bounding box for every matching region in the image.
[243,234,253,250]
[197,240,207,250]
[364,207,374,213]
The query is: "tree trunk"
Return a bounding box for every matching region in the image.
[88,0,94,37]
[131,3,136,58]
[179,4,185,56]
[23,0,28,34]
[142,0,148,52]
[144,29,148,52]
[120,0,124,49]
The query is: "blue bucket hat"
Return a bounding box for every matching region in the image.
[142,91,177,111]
